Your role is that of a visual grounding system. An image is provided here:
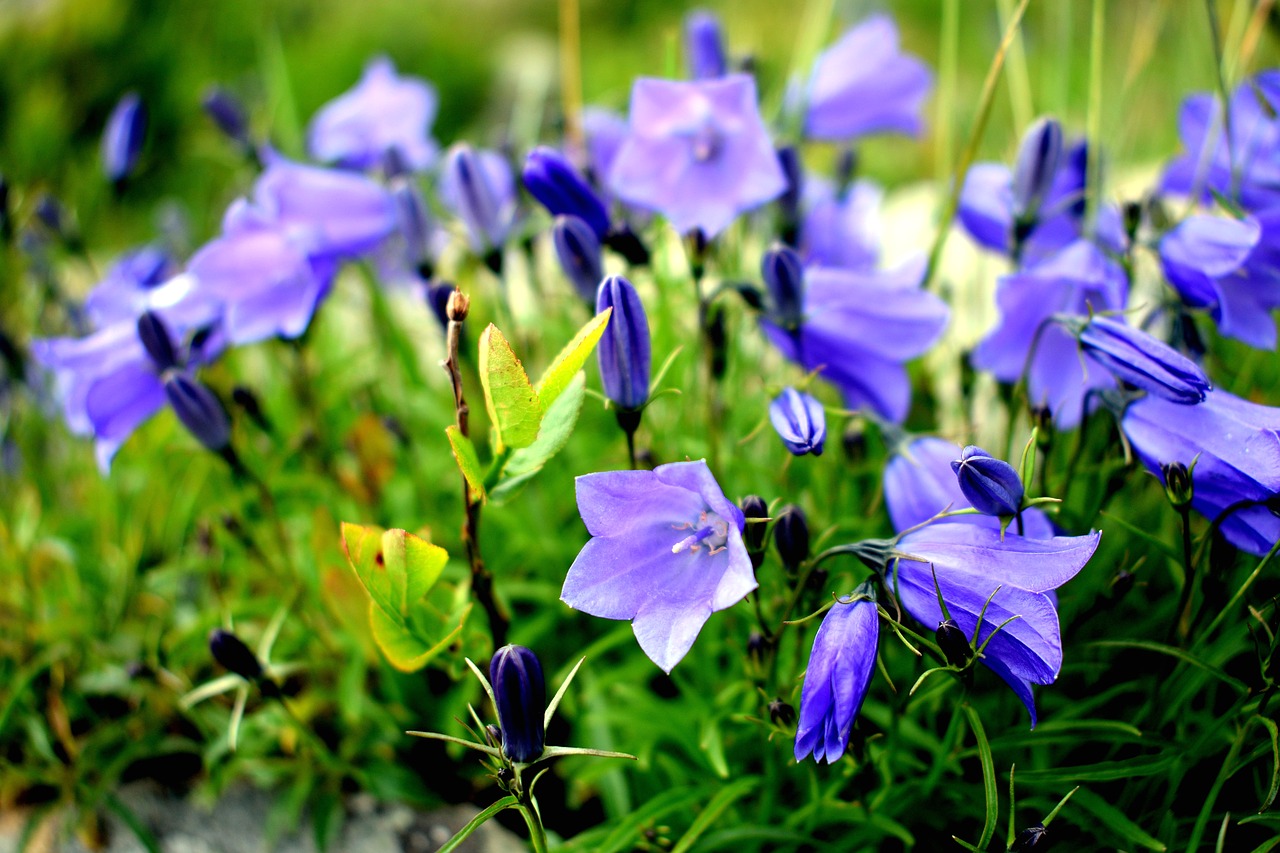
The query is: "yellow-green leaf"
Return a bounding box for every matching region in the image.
[535,307,612,411]
[340,522,402,627]
[491,373,588,504]
[369,598,470,673]
[340,523,448,626]
[478,324,542,451]
[446,425,486,503]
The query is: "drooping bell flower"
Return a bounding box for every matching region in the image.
[804,15,932,141]
[595,276,650,411]
[769,387,826,456]
[553,215,604,303]
[793,582,879,764]
[102,92,147,187]
[607,74,787,238]
[1158,210,1280,349]
[489,645,547,764]
[885,524,1101,726]
[1066,314,1210,403]
[684,9,728,80]
[202,87,251,149]
[440,143,517,262]
[972,240,1128,429]
[760,257,949,423]
[1122,389,1280,556]
[951,445,1024,518]
[883,436,1056,538]
[561,460,756,672]
[307,56,439,172]
[522,147,611,239]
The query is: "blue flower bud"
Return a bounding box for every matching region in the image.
[201,87,250,147]
[769,387,826,456]
[775,146,803,243]
[773,504,810,571]
[1011,117,1063,222]
[425,282,455,331]
[522,147,611,240]
[440,143,515,258]
[489,644,546,764]
[935,619,972,668]
[950,446,1024,518]
[1074,315,1210,404]
[685,9,728,80]
[596,276,651,411]
[102,92,148,186]
[761,245,804,329]
[209,629,263,682]
[553,215,604,303]
[1162,461,1194,510]
[391,178,435,274]
[136,311,178,373]
[164,374,231,453]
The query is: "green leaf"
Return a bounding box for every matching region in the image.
[496,372,587,488]
[446,425,486,503]
[436,797,519,853]
[962,704,998,850]
[369,598,471,672]
[1069,788,1166,851]
[670,778,760,853]
[340,522,402,626]
[536,307,611,411]
[478,324,542,451]
[340,524,449,624]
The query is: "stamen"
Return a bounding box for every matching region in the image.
[672,526,716,554]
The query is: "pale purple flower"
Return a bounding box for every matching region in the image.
[769,387,826,456]
[972,240,1128,428]
[804,15,932,141]
[888,524,1101,725]
[440,143,517,255]
[794,584,878,763]
[607,74,786,237]
[83,246,180,328]
[799,177,881,271]
[307,56,439,172]
[561,460,756,672]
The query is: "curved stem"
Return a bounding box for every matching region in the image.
[516,801,549,853]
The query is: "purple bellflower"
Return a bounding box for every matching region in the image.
[581,107,629,190]
[760,255,949,423]
[888,524,1101,726]
[102,92,147,186]
[1161,81,1280,211]
[489,645,547,764]
[1159,210,1280,349]
[799,177,881,271]
[1011,118,1065,225]
[770,387,826,456]
[596,276,651,411]
[1122,389,1280,556]
[884,436,1056,538]
[952,445,1024,518]
[794,582,879,763]
[607,74,787,238]
[440,143,517,257]
[972,240,1129,428]
[307,56,438,172]
[522,147,611,239]
[83,246,182,328]
[685,9,728,80]
[553,215,604,304]
[561,460,756,673]
[804,15,932,141]
[1070,315,1210,403]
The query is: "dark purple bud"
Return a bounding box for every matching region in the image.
[232,386,272,434]
[523,147,610,240]
[773,504,810,571]
[1162,461,1193,509]
[842,421,867,461]
[769,387,826,456]
[761,245,804,329]
[164,374,231,453]
[489,644,546,764]
[1109,568,1135,599]
[102,92,147,185]
[209,629,263,682]
[776,146,803,244]
[603,225,651,266]
[137,311,178,372]
[553,215,604,303]
[739,495,769,555]
[1010,823,1047,851]
[768,698,796,727]
[746,630,767,661]
[951,446,1024,517]
[392,178,434,273]
[935,620,972,668]
[1012,118,1063,222]
[34,194,66,236]
[685,9,728,80]
[596,276,651,411]
[1074,315,1210,404]
[382,147,412,181]
[201,87,249,147]
[706,304,727,380]
[426,282,455,330]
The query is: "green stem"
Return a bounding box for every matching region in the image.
[1167,505,1197,644]
[516,802,549,853]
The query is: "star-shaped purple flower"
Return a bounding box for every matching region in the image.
[561,460,756,672]
[307,56,439,172]
[607,74,786,238]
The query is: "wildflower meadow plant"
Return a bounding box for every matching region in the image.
[10,5,1280,851]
